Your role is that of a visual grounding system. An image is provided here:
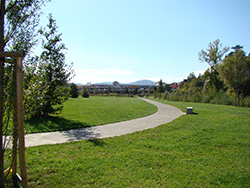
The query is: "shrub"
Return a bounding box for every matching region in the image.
[241,96,250,107]
[186,87,202,103]
[210,90,234,105]
[70,83,78,98]
[82,87,89,98]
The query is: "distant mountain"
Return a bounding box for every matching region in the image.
[128,80,155,85]
[75,83,84,86]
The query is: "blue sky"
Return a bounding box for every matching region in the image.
[38,0,250,84]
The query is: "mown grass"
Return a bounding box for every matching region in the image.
[24,96,157,133]
[7,98,250,187]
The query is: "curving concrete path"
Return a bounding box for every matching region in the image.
[24,98,184,147]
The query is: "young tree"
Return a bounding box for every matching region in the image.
[70,83,79,98]
[0,1,50,186]
[187,72,196,82]
[82,87,90,98]
[198,39,229,91]
[107,85,111,94]
[38,14,73,116]
[123,86,128,94]
[219,49,250,106]
[157,79,164,93]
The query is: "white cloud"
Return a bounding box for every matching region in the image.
[193,69,207,77]
[162,75,186,84]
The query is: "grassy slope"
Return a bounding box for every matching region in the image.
[24,96,157,133]
[10,98,250,187]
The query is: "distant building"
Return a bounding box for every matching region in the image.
[77,86,83,90]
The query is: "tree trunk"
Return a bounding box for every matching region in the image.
[0,0,5,187]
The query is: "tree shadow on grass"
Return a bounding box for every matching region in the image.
[25,116,106,146]
[88,139,105,146]
[25,116,91,134]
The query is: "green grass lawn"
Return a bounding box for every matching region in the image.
[24,96,157,133]
[6,98,250,187]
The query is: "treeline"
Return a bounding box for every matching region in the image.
[153,40,250,107]
[69,83,137,98]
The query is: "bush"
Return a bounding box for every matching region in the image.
[241,96,250,107]
[70,83,78,98]
[162,92,169,100]
[186,87,202,103]
[82,87,89,98]
[210,90,234,105]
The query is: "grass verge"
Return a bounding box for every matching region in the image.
[6,98,250,187]
[24,96,157,133]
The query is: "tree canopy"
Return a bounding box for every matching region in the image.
[219,49,250,106]
[198,39,229,91]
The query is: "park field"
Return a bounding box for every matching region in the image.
[24,96,157,133]
[8,97,250,187]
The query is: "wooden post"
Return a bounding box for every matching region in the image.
[16,56,28,188]
[0,57,4,188]
[0,51,26,187]
[12,60,18,187]
[0,0,5,185]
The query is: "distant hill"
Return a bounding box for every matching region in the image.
[128,80,155,85]
[75,83,84,86]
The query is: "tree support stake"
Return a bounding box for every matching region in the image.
[0,51,28,188]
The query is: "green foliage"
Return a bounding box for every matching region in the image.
[107,85,111,94]
[199,39,229,91]
[241,96,250,107]
[23,56,48,119]
[157,79,164,93]
[158,40,250,107]
[22,14,73,118]
[164,84,171,92]
[4,0,50,53]
[219,49,250,106]
[82,87,90,98]
[123,86,128,94]
[70,83,78,98]
[35,14,73,116]
[3,0,51,122]
[209,90,234,105]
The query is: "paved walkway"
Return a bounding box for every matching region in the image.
[24,98,184,147]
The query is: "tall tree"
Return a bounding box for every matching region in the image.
[219,49,250,106]
[198,39,229,91]
[39,14,73,116]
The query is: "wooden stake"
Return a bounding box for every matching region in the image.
[0,0,5,184]
[16,57,28,188]
[12,60,18,187]
[0,57,4,188]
